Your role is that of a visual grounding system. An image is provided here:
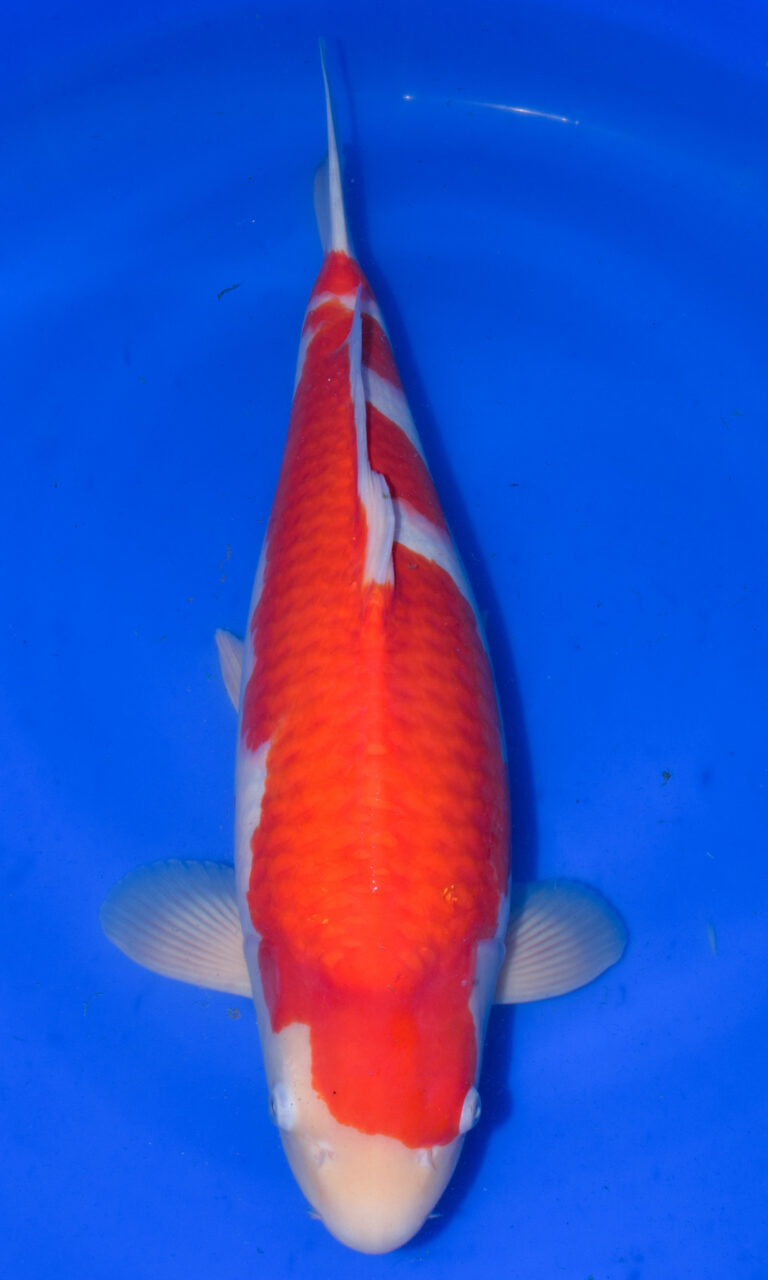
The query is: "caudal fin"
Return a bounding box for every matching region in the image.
[313,39,353,256]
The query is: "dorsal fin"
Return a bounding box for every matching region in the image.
[314,40,353,257]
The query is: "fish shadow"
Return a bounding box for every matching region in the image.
[335,45,539,1243]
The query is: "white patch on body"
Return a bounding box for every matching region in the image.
[391,499,493,659]
[234,532,270,940]
[240,535,269,690]
[234,739,270,913]
[393,499,472,602]
[347,293,395,588]
[468,937,506,1054]
[362,367,427,461]
[306,290,385,328]
[293,325,314,391]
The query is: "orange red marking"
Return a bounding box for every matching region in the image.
[368,404,446,529]
[241,249,509,1148]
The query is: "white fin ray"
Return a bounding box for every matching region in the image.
[101,859,252,997]
[215,629,243,709]
[348,291,395,588]
[494,879,627,1004]
[314,40,352,256]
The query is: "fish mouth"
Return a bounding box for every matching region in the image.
[283,1126,463,1254]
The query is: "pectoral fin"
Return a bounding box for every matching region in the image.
[215,629,244,709]
[100,859,252,997]
[495,879,626,1004]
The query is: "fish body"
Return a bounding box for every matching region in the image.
[101,50,626,1256]
[234,263,509,1251]
[231,56,509,1241]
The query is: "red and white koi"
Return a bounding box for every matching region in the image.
[101,49,626,1255]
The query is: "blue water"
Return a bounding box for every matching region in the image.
[4,2,767,1276]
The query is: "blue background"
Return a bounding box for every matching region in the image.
[3,2,767,1277]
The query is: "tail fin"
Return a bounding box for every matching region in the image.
[314,39,353,257]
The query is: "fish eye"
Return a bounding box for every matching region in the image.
[269,1082,298,1131]
[458,1087,482,1134]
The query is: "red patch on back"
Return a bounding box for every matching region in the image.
[259,937,476,1147]
[311,249,369,300]
[241,254,509,1149]
[367,404,446,530]
[362,314,400,386]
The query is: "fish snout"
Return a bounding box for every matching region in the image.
[281,1124,463,1254]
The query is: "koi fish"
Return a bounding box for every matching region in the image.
[101,49,626,1255]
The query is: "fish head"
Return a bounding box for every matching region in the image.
[246,932,500,1253]
[262,1020,476,1253]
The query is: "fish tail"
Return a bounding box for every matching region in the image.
[314,39,353,257]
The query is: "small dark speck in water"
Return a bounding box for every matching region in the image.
[661,770,672,784]
[217,282,243,300]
